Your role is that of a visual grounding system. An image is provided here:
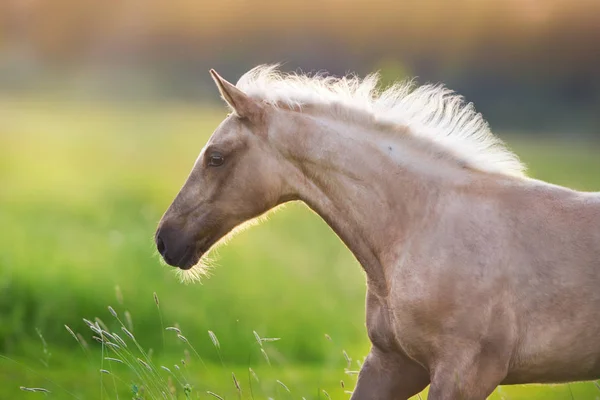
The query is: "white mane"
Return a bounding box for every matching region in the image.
[236,64,526,177]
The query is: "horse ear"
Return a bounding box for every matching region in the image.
[209,69,262,121]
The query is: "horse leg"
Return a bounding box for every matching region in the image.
[427,348,509,400]
[350,347,429,400]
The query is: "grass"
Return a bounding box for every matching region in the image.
[0,96,599,399]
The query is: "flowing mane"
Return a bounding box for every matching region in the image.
[236,65,526,177]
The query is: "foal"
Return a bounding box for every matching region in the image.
[155,65,600,399]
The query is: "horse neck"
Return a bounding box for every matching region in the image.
[274,112,451,295]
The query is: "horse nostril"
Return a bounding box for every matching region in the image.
[156,234,167,257]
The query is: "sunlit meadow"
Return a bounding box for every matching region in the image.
[1,97,599,399]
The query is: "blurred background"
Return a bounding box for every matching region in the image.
[1,0,599,398]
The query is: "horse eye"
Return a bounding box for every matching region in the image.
[208,152,224,167]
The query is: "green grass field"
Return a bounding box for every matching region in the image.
[1,97,599,399]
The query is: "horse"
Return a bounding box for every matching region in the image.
[155,65,600,399]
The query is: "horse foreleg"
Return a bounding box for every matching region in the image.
[350,347,429,400]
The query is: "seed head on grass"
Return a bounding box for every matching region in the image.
[253,331,262,347]
[253,330,280,347]
[124,310,134,332]
[122,326,136,341]
[76,333,89,350]
[108,306,118,319]
[165,327,181,334]
[261,337,280,343]
[153,292,160,307]
[207,330,225,366]
[232,372,241,393]
[20,387,50,393]
[35,328,51,367]
[137,358,153,372]
[166,377,176,397]
[208,331,220,349]
[115,285,123,305]
[100,330,116,342]
[177,334,189,344]
[249,368,259,382]
[83,318,95,328]
[90,326,102,337]
[322,389,331,399]
[276,380,290,392]
[64,325,78,342]
[94,317,108,332]
[112,333,128,348]
[206,391,224,399]
[342,350,352,369]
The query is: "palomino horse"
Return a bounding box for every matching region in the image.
[155,65,600,399]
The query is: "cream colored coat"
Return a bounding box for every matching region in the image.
[156,66,600,400]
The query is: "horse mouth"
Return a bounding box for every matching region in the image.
[175,236,218,270]
[177,252,200,270]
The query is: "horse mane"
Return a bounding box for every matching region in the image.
[236,64,526,178]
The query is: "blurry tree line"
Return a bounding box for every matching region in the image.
[0,0,599,134]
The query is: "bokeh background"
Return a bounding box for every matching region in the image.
[1,0,599,398]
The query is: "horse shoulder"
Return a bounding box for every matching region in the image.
[382,182,526,365]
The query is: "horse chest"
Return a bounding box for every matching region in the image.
[365,289,436,368]
[365,291,400,352]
